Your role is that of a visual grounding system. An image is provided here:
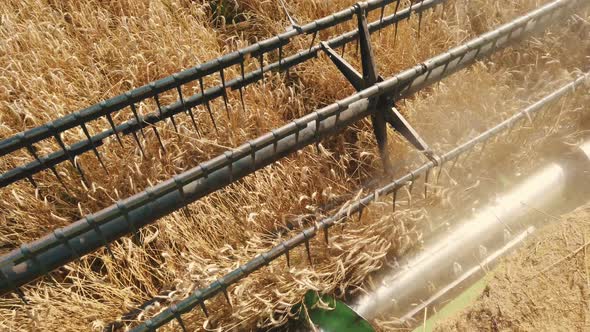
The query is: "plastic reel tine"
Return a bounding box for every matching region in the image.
[341,42,346,57]
[392,187,398,212]
[25,141,67,190]
[394,0,401,19]
[177,86,201,136]
[240,56,246,82]
[129,103,147,140]
[130,103,148,147]
[303,238,313,266]
[417,14,423,39]
[50,165,68,191]
[86,215,116,259]
[238,86,247,115]
[72,156,90,187]
[151,125,166,152]
[417,0,425,38]
[131,130,146,157]
[424,167,430,199]
[200,301,209,317]
[435,160,445,184]
[471,43,484,61]
[15,287,29,305]
[222,287,232,307]
[199,164,209,191]
[248,141,257,171]
[239,59,247,113]
[175,79,198,132]
[199,77,218,133]
[358,204,364,222]
[323,226,329,245]
[170,304,188,332]
[170,106,180,137]
[176,316,188,332]
[281,242,291,268]
[105,113,124,148]
[52,130,86,182]
[393,0,401,47]
[219,69,230,120]
[285,249,291,268]
[406,184,413,208]
[277,43,286,80]
[156,94,179,134]
[309,31,318,52]
[193,290,209,317]
[79,121,109,174]
[294,121,300,143]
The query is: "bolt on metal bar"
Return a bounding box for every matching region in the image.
[0,0,581,295]
[0,0,447,189]
[130,71,589,332]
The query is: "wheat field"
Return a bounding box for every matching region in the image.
[0,0,589,331]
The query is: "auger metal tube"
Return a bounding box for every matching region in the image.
[0,0,582,296]
[0,0,447,188]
